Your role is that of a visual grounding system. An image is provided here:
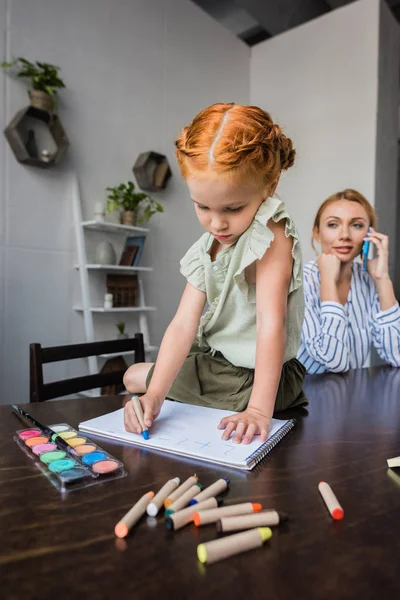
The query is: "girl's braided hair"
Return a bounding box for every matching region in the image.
[175,103,295,191]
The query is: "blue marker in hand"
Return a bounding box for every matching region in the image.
[362,227,371,272]
[131,395,149,440]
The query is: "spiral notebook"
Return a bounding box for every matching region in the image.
[79,400,295,470]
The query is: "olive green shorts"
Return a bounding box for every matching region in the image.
[146,342,307,414]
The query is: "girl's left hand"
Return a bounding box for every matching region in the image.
[217,406,272,444]
[365,228,390,280]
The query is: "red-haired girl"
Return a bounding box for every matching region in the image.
[124,103,306,444]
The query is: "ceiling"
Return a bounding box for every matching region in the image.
[191,0,400,46]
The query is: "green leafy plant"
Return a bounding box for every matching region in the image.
[116,322,126,336]
[1,57,65,96]
[106,180,163,224]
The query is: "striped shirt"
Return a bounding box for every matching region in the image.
[297,259,400,374]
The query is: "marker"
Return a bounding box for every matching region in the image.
[165,497,223,531]
[131,395,149,440]
[197,527,272,564]
[146,477,180,516]
[318,481,344,520]
[166,483,202,513]
[189,478,230,505]
[164,474,198,508]
[362,228,371,271]
[11,405,94,475]
[216,509,288,532]
[193,502,262,526]
[114,491,155,538]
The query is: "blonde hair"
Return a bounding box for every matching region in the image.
[175,103,295,194]
[311,189,377,254]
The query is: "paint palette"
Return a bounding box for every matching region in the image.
[15,423,126,493]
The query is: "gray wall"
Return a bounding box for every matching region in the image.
[375,0,400,282]
[0,0,250,403]
[250,0,381,265]
[0,0,6,400]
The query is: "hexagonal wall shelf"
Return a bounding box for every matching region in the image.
[133,151,172,192]
[4,105,69,168]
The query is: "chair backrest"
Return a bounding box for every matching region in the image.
[29,334,145,402]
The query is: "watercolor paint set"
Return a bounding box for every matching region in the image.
[14,422,126,493]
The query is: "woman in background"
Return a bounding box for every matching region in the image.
[297,189,400,373]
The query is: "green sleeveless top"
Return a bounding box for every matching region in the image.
[180,197,304,369]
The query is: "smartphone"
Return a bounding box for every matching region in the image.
[362,228,371,271]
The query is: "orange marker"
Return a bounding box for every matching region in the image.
[318,481,344,520]
[193,502,262,526]
[114,491,154,538]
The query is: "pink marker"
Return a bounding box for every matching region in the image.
[318,481,344,520]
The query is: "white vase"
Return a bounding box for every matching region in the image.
[95,241,116,265]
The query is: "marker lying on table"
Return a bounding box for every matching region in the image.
[189,478,230,505]
[197,527,272,564]
[11,404,93,473]
[165,497,223,531]
[216,509,288,532]
[115,491,154,538]
[166,483,202,513]
[318,481,344,520]
[146,477,180,517]
[193,502,262,526]
[164,474,199,509]
[131,395,149,440]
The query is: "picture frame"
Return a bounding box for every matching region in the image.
[119,244,139,266]
[125,235,146,266]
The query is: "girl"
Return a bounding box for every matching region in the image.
[297,189,400,373]
[124,103,306,444]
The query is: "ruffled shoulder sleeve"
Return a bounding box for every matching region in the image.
[179,234,208,292]
[233,197,303,302]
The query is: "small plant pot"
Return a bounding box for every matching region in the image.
[117,333,129,340]
[120,210,136,226]
[28,90,54,113]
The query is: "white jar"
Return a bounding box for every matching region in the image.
[104,293,113,309]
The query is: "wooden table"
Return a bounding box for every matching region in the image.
[1,366,400,600]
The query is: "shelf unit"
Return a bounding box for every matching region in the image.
[74,264,153,272]
[71,176,157,392]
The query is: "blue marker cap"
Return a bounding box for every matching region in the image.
[142,429,149,440]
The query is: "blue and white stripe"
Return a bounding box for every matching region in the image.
[297,259,400,374]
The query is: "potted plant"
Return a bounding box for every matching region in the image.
[106,180,163,226]
[1,57,65,113]
[116,322,129,339]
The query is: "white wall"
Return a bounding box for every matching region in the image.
[0,0,250,403]
[250,0,380,264]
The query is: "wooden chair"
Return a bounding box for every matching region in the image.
[29,334,145,402]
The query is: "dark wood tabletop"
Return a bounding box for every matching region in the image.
[1,366,400,600]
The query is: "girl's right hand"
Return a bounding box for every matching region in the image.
[123,393,163,433]
[317,253,341,283]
